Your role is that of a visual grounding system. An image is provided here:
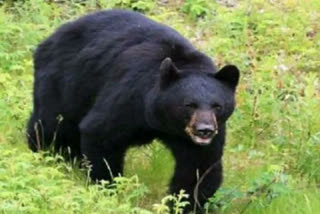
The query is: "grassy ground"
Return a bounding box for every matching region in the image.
[0,0,320,213]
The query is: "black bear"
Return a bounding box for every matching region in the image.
[27,10,239,213]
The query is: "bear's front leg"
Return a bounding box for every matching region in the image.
[80,133,127,182]
[168,143,223,214]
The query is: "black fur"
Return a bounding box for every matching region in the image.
[27,10,239,213]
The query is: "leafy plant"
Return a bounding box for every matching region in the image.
[108,0,155,12]
[182,0,211,19]
[153,190,189,214]
[206,169,292,213]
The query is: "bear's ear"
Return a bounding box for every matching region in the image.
[159,57,180,89]
[215,65,240,91]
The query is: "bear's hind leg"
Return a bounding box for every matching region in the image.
[26,112,58,152]
[80,133,126,182]
[27,112,81,159]
[27,112,41,152]
[56,121,81,160]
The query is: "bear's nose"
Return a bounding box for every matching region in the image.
[195,124,215,138]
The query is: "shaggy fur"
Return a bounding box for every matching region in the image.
[27,10,239,213]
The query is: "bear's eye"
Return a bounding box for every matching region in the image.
[185,102,197,109]
[211,104,222,111]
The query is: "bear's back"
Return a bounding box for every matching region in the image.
[34,10,193,70]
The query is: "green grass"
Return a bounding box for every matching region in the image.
[0,0,320,213]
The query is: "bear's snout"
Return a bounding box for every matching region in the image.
[185,110,218,145]
[194,123,216,139]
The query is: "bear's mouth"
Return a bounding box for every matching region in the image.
[185,126,218,146]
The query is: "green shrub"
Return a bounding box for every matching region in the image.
[182,0,211,19]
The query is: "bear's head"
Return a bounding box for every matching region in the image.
[146,57,239,146]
